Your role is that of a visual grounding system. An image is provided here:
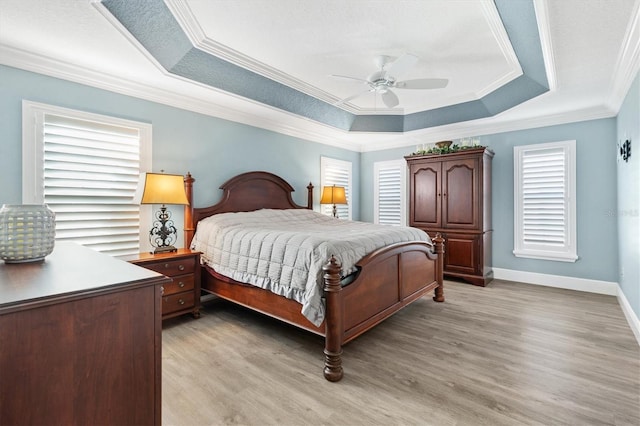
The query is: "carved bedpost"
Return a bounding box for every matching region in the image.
[322,255,343,382]
[306,182,314,210]
[432,233,445,302]
[184,172,195,248]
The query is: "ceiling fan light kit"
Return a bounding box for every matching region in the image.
[332,53,449,109]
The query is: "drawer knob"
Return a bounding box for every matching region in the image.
[178,264,185,271]
[178,299,185,305]
[164,263,170,269]
[178,281,185,288]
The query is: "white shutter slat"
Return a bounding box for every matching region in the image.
[521,147,567,246]
[374,160,405,226]
[378,167,401,225]
[42,113,143,256]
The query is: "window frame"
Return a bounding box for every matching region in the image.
[22,100,153,254]
[373,159,407,226]
[320,156,352,220]
[513,139,577,262]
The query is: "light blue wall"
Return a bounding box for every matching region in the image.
[361,118,619,283]
[616,72,640,320]
[0,65,360,248]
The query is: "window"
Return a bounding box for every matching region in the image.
[513,140,577,262]
[373,160,406,226]
[320,157,352,220]
[22,101,152,256]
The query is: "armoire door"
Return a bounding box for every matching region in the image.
[442,158,479,230]
[409,162,441,228]
[443,232,481,275]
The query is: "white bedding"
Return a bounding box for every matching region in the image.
[190,209,431,326]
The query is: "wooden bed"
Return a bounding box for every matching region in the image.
[183,171,444,382]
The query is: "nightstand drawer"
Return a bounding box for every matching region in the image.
[144,257,196,277]
[162,292,195,315]
[163,275,195,296]
[124,248,201,320]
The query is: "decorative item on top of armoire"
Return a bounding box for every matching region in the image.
[0,204,55,263]
[406,146,494,286]
[413,138,482,156]
[435,140,453,149]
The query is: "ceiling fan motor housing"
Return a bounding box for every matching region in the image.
[334,53,448,108]
[371,78,394,93]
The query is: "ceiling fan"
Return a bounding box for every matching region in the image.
[332,54,448,109]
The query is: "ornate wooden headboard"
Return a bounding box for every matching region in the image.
[184,171,314,246]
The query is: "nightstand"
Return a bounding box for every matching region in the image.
[123,248,201,320]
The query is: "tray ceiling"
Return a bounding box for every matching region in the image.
[0,0,638,150]
[99,0,549,132]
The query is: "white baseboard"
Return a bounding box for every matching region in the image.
[492,268,618,295]
[493,267,640,346]
[617,286,640,346]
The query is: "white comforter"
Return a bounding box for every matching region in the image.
[191,209,431,326]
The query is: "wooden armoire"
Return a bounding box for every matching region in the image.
[405,147,493,286]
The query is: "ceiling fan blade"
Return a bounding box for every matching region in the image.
[381,90,399,108]
[330,74,370,84]
[335,88,373,106]
[395,78,449,90]
[385,53,419,79]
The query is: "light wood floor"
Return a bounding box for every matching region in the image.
[162,280,640,426]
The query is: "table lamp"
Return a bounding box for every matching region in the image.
[320,185,347,218]
[134,172,189,254]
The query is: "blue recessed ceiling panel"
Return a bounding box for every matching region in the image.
[101,0,548,133]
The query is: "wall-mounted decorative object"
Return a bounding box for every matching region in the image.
[0,204,56,263]
[619,139,631,162]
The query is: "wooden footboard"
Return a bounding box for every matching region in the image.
[322,236,444,381]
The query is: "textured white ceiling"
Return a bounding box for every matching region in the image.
[176,0,520,114]
[0,0,638,151]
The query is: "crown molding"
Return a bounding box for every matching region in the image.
[0,43,364,151]
[359,104,617,152]
[607,0,640,111]
[476,0,523,97]
[0,42,619,155]
[533,0,558,90]
[165,0,348,109]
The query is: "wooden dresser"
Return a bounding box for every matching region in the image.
[406,147,494,286]
[0,242,169,426]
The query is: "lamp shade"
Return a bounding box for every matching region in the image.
[134,172,189,205]
[320,185,347,205]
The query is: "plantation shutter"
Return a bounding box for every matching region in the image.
[374,160,406,226]
[521,147,566,245]
[513,140,577,262]
[42,114,143,256]
[320,157,352,220]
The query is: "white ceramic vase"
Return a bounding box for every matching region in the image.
[0,204,56,263]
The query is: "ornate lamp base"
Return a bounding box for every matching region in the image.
[149,205,179,254]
